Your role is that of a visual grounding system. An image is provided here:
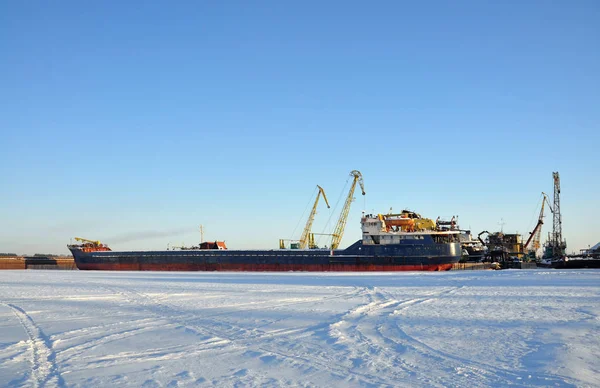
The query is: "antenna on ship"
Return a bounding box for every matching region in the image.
[200,225,204,243]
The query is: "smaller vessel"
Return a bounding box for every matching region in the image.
[435,217,486,262]
[458,230,486,262]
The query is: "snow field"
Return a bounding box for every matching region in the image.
[0,270,598,387]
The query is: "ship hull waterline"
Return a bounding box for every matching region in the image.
[74,262,454,272]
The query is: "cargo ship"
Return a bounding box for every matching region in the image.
[68,210,461,271]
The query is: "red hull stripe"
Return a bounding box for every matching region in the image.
[76,263,453,272]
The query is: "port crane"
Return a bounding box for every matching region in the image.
[330,170,365,249]
[298,185,330,249]
[280,185,330,249]
[523,192,553,253]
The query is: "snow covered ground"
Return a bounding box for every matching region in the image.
[0,270,598,388]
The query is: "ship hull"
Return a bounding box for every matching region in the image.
[73,262,455,272]
[69,240,461,272]
[551,259,600,269]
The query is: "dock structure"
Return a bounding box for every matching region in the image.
[0,255,76,270]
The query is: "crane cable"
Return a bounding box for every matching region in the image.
[317,176,351,248]
[525,193,544,238]
[289,186,319,241]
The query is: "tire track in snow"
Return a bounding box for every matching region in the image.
[383,318,577,387]
[101,285,231,340]
[203,286,401,386]
[249,341,395,387]
[327,287,473,386]
[376,286,578,387]
[2,303,64,388]
[327,287,417,381]
[383,287,514,385]
[99,283,392,386]
[101,283,364,343]
[69,338,232,371]
[229,285,401,386]
[59,320,179,362]
[224,287,397,385]
[387,307,580,388]
[42,284,234,375]
[51,317,160,342]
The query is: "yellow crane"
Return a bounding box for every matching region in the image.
[299,185,330,249]
[280,185,330,249]
[331,170,365,249]
[524,192,553,252]
[74,237,102,245]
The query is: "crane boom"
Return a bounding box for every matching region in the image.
[532,192,549,251]
[524,192,552,252]
[331,170,365,249]
[74,237,102,245]
[477,231,490,246]
[299,185,330,249]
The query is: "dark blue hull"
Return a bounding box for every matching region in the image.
[69,240,461,272]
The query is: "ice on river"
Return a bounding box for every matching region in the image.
[0,269,599,387]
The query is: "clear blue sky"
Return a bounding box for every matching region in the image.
[1,1,598,255]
